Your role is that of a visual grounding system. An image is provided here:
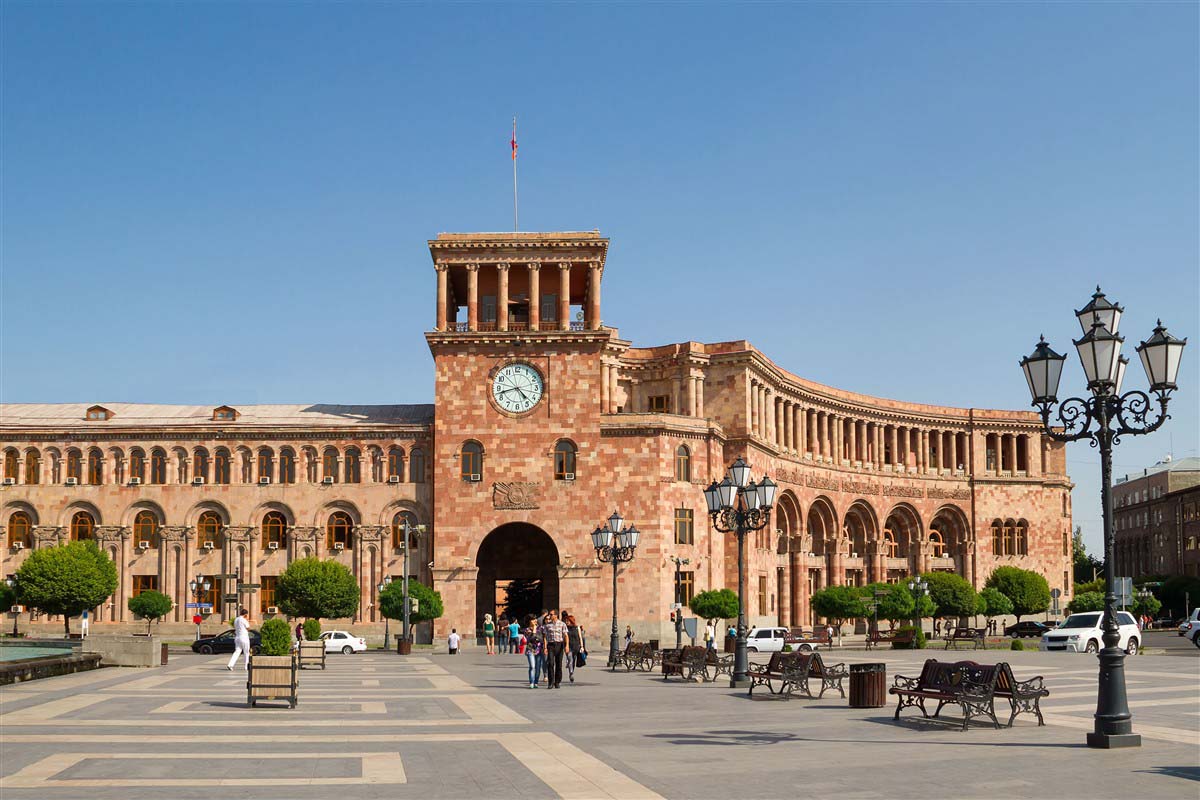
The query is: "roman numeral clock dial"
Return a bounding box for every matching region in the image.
[491,362,544,414]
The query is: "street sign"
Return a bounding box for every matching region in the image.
[210,573,238,580]
[237,583,261,590]
[223,594,239,602]
[185,603,214,609]
[670,602,682,611]
[1116,577,1133,607]
[1050,588,1062,599]
[192,615,203,625]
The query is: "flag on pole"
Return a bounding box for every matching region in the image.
[511,117,518,160]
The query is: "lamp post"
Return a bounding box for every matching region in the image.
[669,556,690,648]
[400,519,427,653]
[6,576,18,637]
[377,576,393,650]
[907,577,929,636]
[1019,287,1186,749]
[187,574,211,640]
[866,588,889,636]
[703,458,778,688]
[591,511,639,669]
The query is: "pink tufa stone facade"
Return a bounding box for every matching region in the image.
[1,231,1073,642]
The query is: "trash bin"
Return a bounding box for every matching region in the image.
[395,635,412,655]
[848,662,887,708]
[724,635,735,653]
[648,639,659,650]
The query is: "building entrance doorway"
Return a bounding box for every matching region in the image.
[475,523,559,634]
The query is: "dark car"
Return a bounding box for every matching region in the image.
[1005,621,1053,638]
[192,629,262,655]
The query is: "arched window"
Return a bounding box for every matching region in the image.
[258,449,274,483]
[388,447,405,482]
[24,450,40,485]
[322,449,339,483]
[133,511,158,548]
[66,450,82,483]
[392,511,419,550]
[197,511,222,549]
[213,448,231,484]
[87,448,104,485]
[991,520,1003,556]
[344,448,361,484]
[883,529,898,558]
[8,511,32,547]
[150,449,167,484]
[460,441,483,481]
[262,511,287,549]
[128,449,145,483]
[929,530,945,558]
[554,441,577,480]
[278,448,296,484]
[409,448,425,483]
[1016,520,1029,556]
[71,511,95,541]
[326,511,353,550]
[674,445,691,482]
[194,448,210,482]
[4,450,18,482]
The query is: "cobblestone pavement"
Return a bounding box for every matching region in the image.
[0,646,1196,799]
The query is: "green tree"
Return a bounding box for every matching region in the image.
[276,557,359,622]
[811,585,867,634]
[1066,591,1105,614]
[985,566,1051,623]
[859,582,913,627]
[1133,593,1162,618]
[1072,526,1104,584]
[302,619,322,640]
[1157,575,1200,620]
[921,572,978,621]
[0,580,14,614]
[15,541,118,635]
[127,590,173,635]
[259,618,293,656]
[379,579,444,635]
[1075,578,1105,595]
[688,588,741,623]
[978,587,1013,623]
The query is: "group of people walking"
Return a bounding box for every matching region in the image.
[479,610,587,689]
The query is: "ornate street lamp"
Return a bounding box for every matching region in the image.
[377,576,393,651]
[906,577,929,636]
[188,574,211,640]
[703,458,777,687]
[591,511,639,669]
[6,575,19,638]
[1019,287,1186,749]
[669,556,690,648]
[397,520,427,654]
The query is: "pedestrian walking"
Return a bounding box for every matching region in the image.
[523,617,544,688]
[565,613,586,683]
[624,625,634,649]
[542,610,568,689]
[703,620,716,653]
[295,621,304,642]
[483,613,496,655]
[226,608,252,671]
[497,616,509,652]
[448,628,461,654]
[508,618,521,653]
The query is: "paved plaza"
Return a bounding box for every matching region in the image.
[0,645,1196,799]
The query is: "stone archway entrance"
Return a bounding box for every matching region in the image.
[475,523,560,633]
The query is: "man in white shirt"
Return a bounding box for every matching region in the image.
[227,609,252,671]
[704,621,716,653]
[448,629,461,654]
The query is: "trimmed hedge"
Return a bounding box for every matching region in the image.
[259,618,293,656]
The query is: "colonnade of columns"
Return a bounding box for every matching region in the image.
[435,261,603,333]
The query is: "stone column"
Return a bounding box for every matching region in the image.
[249,451,260,484]
[919,430,928,473]
[587,262,602,330]
[833,415,843,465]
[782,401,792,452]
[673,376,683,416]
[601,360,610,413]
[778,564,791,627]
[610,364,621,412]
[750,382,759,437]
[808,410,817,458]
[466,264,479,331]
[528,263,541,330]
[817,411,827,459]
[558,262,571,331]
[1005,434,1017,474]
[497,262,510,332]
[948,431,957,473]
[695,375,705,418]
[436,264,449,331]
[848,419,858,465]
[766,389,775,444]
[687,375,697,417]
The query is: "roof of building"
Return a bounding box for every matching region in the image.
[1116,456,1200,485]
[0,403,434,429]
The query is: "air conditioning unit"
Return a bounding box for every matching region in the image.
[12,541,24,550]
[259,476,271,485]
[202,541,215,551]
[322,476,335,485]
[192,476,205,485]
[10,605,24,614]
[333,542,345,551]
[387,475,401,484]
[267,606,279,615]
[2,477,14,486]
[268,541,280,551]
[65,477,78,486]
[138,541,150,550]
[564,473,575,481]
[129,477,142,486]
[468,474,481,482]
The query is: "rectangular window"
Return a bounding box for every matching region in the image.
[985,446,997,471]
[260,576,277,613]
[674,508,694,545]
[648,395,671,413]
[481,295,497,324]
[675,570,695,606]
[758,576,767,616]
[541,293,557,323]
[132,575,158,598]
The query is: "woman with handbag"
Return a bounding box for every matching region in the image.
[565,613,586,683]
[523,616,544,689]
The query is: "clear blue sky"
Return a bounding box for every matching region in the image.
[2,3,1197,555]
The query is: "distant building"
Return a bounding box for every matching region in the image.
[1113,456,1200,579]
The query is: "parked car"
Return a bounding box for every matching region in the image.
[1176,608,1200,637]
[744,627,815,652]
[320,630,367,654]
[1005,621,1054,638]
[1039,611,1141,654]
[192,629,262,655]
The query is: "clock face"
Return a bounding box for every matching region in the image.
[492,362,544,414]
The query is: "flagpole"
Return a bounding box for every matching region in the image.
[512,116,519,232]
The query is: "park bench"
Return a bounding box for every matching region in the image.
[889,659,1003,730]
[793,630,833,651]
[993,662,1049,726]
[803,651,848,699]
[662,646,708,682]
[865,629,915,650]
[748,651,810,697]
[943,628,985,650]
[703,648,734,682]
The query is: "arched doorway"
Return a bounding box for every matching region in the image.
[476,523,560,634]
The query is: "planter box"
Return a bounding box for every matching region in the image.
[247,654,297,708]
[298,640,326,670]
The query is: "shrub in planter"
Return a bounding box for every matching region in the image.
[249,618,298,709]
[303,618,322,641]
[893,625,927,650]
[259,618,293,656]
[782,644,794,653]
[1010,639,1025,651]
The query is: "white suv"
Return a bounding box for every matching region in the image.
[1178,609,1200,644]
[1039,611,1141,654]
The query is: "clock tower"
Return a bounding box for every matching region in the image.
[425,232,622,639]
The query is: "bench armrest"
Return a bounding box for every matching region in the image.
[892,674,920,690]
[1013,675,1046,696]
[823,663,848,678]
